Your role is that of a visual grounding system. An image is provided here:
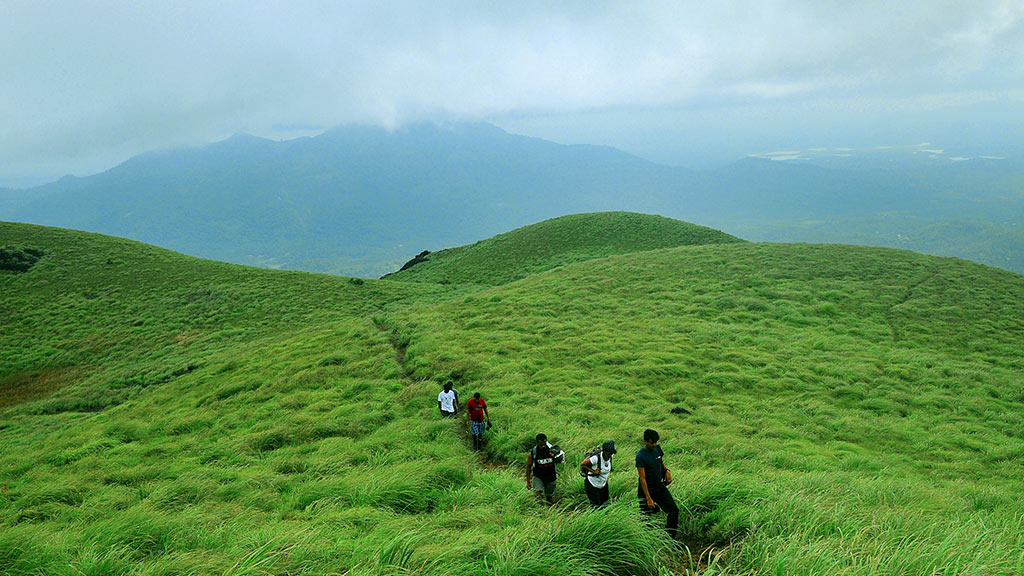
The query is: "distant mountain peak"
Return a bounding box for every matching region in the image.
[319,120,508,140]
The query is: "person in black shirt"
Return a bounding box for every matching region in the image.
[636,428,679,539]
[526,433,563,504]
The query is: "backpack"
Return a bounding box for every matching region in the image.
[532,444,565,468]
[579,446,604,478]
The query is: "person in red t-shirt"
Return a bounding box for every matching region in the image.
[466,392,490,450]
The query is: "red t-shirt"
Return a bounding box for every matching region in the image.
[467,397,487,421]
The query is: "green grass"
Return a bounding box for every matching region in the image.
[388,242,1024,574]
[2,219,1024,575]
[382,211,744,285]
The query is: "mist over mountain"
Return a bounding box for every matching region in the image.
[0,186,40,213]
[2,122,1021,277]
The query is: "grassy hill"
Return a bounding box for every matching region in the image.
[3,219,1024,575]
[382,212,744,285]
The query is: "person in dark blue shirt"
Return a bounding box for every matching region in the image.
[636,428,679,539]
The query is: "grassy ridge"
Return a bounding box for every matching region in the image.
[382,211,744,285]
[3,220,1024,575]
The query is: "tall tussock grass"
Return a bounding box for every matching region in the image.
[3,222,1024,574]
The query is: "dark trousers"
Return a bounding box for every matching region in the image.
[638,481,679,539]
[585,479,610,507]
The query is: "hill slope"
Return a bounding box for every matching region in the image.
[2,221,1024,575]
[0,221,667,576]
[0,221,449,412]
[382,212,744,285]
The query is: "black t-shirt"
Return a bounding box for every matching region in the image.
[532,445,557,482]
[635,445,665,486]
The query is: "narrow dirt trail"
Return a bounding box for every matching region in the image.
[373,316,730,575]
[886,266,940,342]
[373,316,505,460]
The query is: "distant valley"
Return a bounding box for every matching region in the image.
[1,122,1021,277]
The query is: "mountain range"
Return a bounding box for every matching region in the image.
[2,122,1022,277]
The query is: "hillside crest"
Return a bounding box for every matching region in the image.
[382,211,744,285]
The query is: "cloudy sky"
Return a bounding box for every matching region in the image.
[2,1,1023,187]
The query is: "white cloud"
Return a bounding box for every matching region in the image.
[1,0,1022,184]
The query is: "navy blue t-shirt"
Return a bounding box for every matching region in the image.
[635,445,665,485]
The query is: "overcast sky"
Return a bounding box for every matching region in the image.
[3,1,1023,187]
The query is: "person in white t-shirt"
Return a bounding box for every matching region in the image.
[581,440,616,507]
[437,381,459,418]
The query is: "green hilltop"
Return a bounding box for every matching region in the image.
[2,217,1023,575]
[382,211,744,285]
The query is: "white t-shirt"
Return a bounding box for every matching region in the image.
[585,454,612,488]
[438,389,457,412]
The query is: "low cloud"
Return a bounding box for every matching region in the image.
[2,1,1022,184]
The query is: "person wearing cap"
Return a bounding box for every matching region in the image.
[581,440,616,507]
[437,381,459,418]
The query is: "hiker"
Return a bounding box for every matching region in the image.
[636,429,679,539]
[437,381,459,418]
[466,392,490,450]
[526,433,564,504]
[581,440,616,507]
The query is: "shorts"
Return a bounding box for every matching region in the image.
[470,420,486,436]
[441,409,456,418]
[532,477,556,498]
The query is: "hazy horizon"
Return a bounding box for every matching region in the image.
[3,1,1023,188]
